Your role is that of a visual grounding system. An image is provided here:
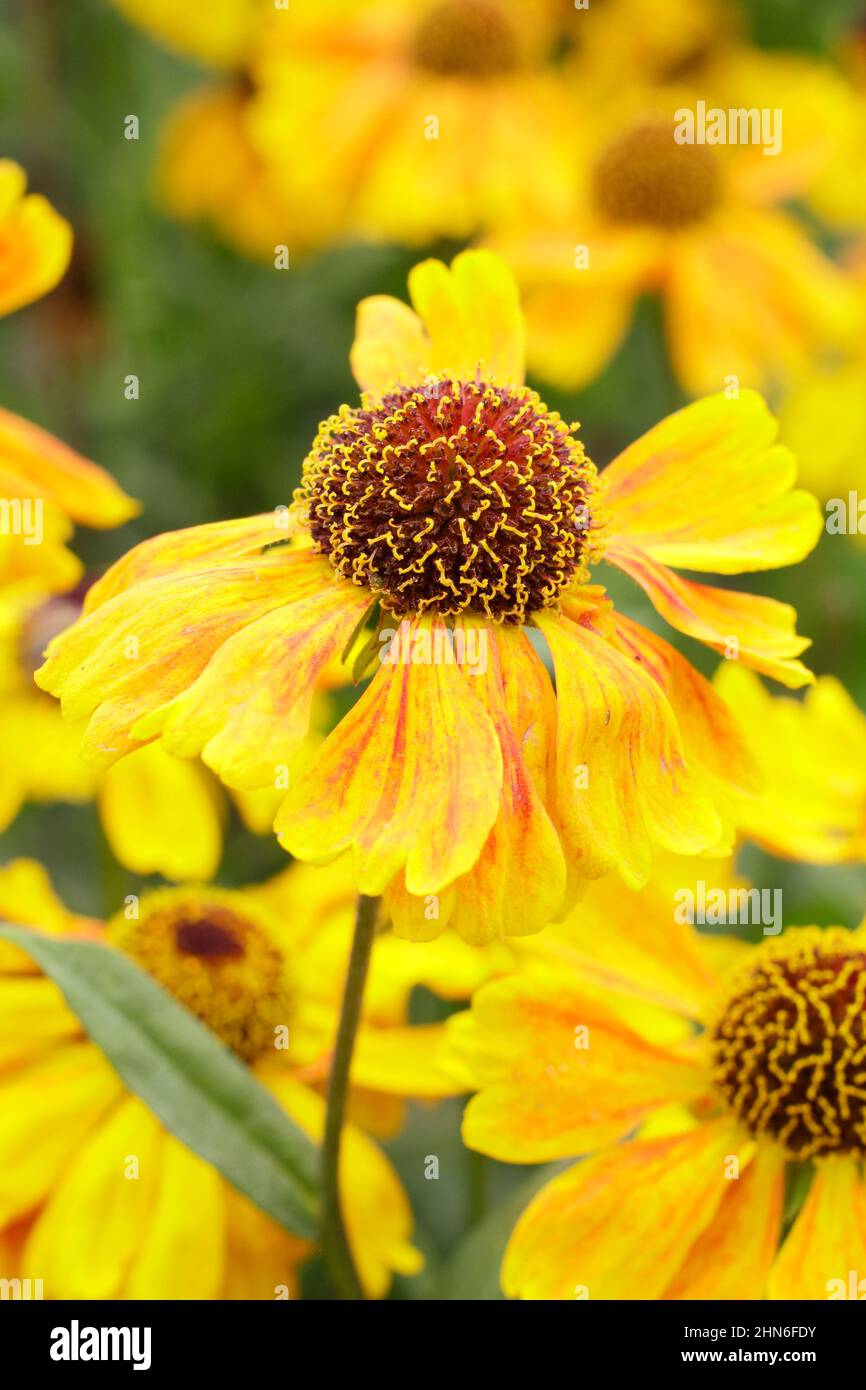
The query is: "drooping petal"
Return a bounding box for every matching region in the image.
[410,625,565,945]
[98,741,225,881]
[611,611,758,844]
[502,1121,745,1300]
[407,249,525,385]
[602,389,822,573]
[35,550,325,768]
[768,1157,866,1300]
[134,579,370,789]
[453,969,706,1162]
[608,546,814,688]
[275,616,503,896]
[536,607,721,889]
[123,1132,226,1299]
[663,1142,785,1299]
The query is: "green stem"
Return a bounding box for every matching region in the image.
[321,892,379,1300]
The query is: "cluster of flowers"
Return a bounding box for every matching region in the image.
[3,0,866,1301]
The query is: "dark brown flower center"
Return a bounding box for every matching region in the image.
[710,930,866,1159]
[295,376,599,623]
[593,119,722,229]
[110,893,291,1062]
[412,0,519,78]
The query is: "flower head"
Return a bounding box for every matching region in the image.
[449,860,866,1299]
[0,857,439,1298]
[36,252,821,943]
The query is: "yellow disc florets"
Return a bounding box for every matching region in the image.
[593,119,722,230]
[295,374,600,623]
[109,889,292,1063]
[709,928,866,1160]
[412,0,519,78]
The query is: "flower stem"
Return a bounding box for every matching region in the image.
[321,892,379,1299]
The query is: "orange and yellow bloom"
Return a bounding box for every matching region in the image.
[35,252,821,943]
[449,862,866,1299]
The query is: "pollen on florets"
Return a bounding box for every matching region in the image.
[108,890,291,1063]
[593,119,722,230]
[294,374,602,624]
[709,928,866,1160]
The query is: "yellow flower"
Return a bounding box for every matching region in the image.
[35,251,821,943]
[488,63,858,396]
[0,161,138,586]
[0,857,438,1298]
[714,663,866,865]
[449,863,866,1299]
[238,0,579,248]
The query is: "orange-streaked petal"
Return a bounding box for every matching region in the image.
[611,611,758,842]
[768,1158,866,1301]
[134,579,370,789]
[0,160,71,317]
[445,625,566,945]
[502,1121,745,1300]
[0,407,138,528]
[35,550,325,768]
[663,1142,785,1299]
[536,608,721,889]
[609,547,814,688]
[454,969,706,1162]
[602,390,822,573]
[275,616,502,896]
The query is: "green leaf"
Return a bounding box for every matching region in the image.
[0,923,319,1239]
[440,1162,568,1301]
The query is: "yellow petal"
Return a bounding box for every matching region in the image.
[602,389,822,573]
[663,1142,785,1299]
[768,1157,866,1300]
[455,969,706,1162]
[123,1133,226,1299]
[350,295,431,397]
[0,161,71,318]
[23,1096,163,1299]
[715,665,866,863]
[98,741,225,881]
[275,616,502,896]
[503,1121,744,1300]
[0,1045,122,1226]
[407,249,525,385]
